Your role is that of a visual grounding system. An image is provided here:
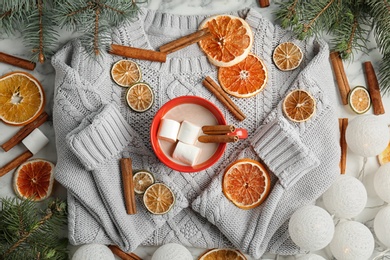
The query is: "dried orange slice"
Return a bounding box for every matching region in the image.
[283,89,316,122]
[143,183,175,215]
[198,248,247,260]
[133,170,155,194]
[218,53,267,98]
[348,86,371,114]
[222,158,271,210]
[273,42,303,71]
[111,59,142,87]
[378,140,390,165]
[199,15,253,67]
[13,159,55,201]
[126,82,154,112]
[0,71,45,126]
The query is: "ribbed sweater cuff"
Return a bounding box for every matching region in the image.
[67,104,131,171]
[250,116,320,188]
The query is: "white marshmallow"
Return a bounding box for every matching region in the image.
[177,120,200,145]
[22,128,49,154]
[172,141,200,166]
[158,118,180,143]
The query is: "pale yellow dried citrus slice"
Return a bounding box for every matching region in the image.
[283,89,316,122]
[273,42,303,71]
[199,15,253,67]
[348,86,371,114]
[378,136,390,165]
[13,159,55,201]
[218,53,267,98]
[143,183,175,215]
[0,71,45,126]
[133,170,155,195]
[222,158,271,210]
[111,59,142,87]
[198,248,247,260]
[126,82,154,112]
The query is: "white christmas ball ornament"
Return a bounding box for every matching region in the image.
[374,205,390,247]
[374,163,390,203]
[296,254,326,260]
[330,221,374,260]
[288,205,334,251]
[151,243,192,260]
[72,244,115,260]
[345,115,389,157]
[322,175,367,218]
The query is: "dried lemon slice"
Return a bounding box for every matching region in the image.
[143,183,175,215]
[133,170,155,195]
[198,248,247,260]
[111,59,142,87]
[126,82,154,112]
[283,89,316,122]
[273,42,303,71]
[348,86,371,114]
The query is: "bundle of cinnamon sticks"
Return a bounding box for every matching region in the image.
[198,125,239,143]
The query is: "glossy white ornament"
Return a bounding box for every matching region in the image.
[330,221,374,260]
[151,243,192,260]
[374,205,390,247]
[288,205,334,251]
[72,244,115,260]
[322,175,367,218]
[296,254,326,260]
[374,163,390,203]
[345,115,389,157]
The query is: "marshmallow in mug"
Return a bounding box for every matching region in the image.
[177,120,201,145]
[158,118,181,142]
[172,141,201,166]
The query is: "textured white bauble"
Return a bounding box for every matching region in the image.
[345,115,389,157]
[322,175,367,218]
[151,243,192,260]
[373,163,390,203]
[72,244,115,260]
[296,253,326,260]
[330,221,374,260]
[374,205,390,247]
[288,205,334,251]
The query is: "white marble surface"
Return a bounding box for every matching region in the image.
[0,1,389,259]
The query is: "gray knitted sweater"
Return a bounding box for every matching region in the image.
[52,8,340,258]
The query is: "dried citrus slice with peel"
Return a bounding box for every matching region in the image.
[199,15,253,67]
[222,158,271,210]
[143,183,175,214]
[348,86,371,114]
[126,82,154,112]
[198,248,247,260]
[218,53,267,98]
[111,59,142,87]
[378,136,390,165]
[273,42,303,71]
[133,170,155,194]
[283,89,316,122]
[13,159,55,201]
[0,71,45,126]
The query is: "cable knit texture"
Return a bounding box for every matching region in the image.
[52,7,340,258]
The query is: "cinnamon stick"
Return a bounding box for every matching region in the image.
[1,112,49,152]
[0,52,36,70]
[364,61,385,115]
[0,150,33,177]
[330,51,350,105]
[159,28,211,54]
[202,125,236,135]
[339,118,348,175]
[198,135,238,143]
[202,76,246,121]
[109,44,167,63]
[108,245,142,260]
[259,0,270,7]
[120,158,137,215]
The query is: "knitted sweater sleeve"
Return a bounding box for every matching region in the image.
[192,39,340,258]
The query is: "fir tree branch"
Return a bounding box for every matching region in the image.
[38,0,45,63]
[0,10,12,20]
[94,6,101,55]
[346,14,359,55]
[303,0,335,33]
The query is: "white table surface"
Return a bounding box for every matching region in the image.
[0,1,389,259]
